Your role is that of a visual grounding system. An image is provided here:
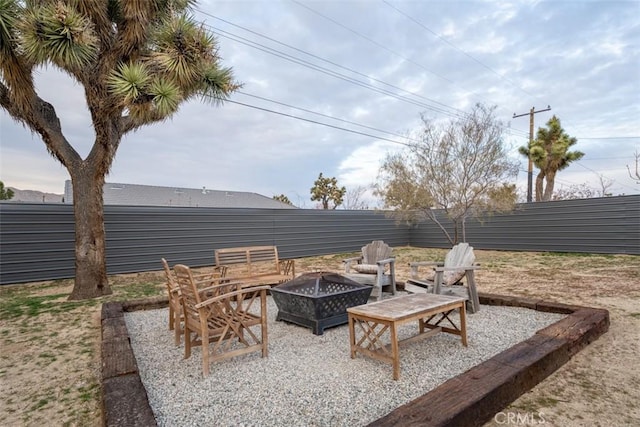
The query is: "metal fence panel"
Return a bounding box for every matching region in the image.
[410,195,640,254]
[0,204,408,285]
[1,195,638,285]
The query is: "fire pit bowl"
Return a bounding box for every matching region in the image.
[271,272,372,335]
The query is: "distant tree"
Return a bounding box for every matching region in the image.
[552,184,597,200]
[0,181,15,200]
[553,175,614,200]
[273,194,293,206]
[0,1,239,299]
[342,185,370,210]
[627,151,640,184]
[310,173,346,209]
[519,116,584,202]
[375,103,518,244]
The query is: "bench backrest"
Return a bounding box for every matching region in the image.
[214,246,281,277]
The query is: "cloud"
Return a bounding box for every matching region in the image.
[1,0,638,203]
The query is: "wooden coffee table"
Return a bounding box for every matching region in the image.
[347,293,467,380]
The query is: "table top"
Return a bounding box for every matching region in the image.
[347,293,465,322]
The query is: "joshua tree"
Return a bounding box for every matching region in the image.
[0,1,239,299]
[0,181,15,200]
[310,173,346,209]
[519,116,584,201]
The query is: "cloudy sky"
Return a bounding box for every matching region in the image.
[1,0,639,207]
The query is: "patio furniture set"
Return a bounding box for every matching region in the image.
[161,241,479,379]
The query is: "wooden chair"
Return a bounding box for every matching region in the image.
[161,258,184,346]
[161,259,229,345]
[343,240,397,301]
[173,264,269,377]
[407,243,480,313]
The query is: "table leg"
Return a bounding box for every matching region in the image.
[348,314,356,358]
[459,303,467,347]
[390,321,400,380]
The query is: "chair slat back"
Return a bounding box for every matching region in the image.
[173,264,202,322]
[444,243,476,268]
[361,240,393,264]
[161,258,178,293]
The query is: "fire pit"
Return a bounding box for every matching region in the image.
[271,272,372,335]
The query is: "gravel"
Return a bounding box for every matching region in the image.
[124,295,565,427]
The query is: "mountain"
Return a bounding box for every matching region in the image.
[6,187,64,203]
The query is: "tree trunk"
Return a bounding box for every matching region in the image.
[68,170,112,300]
[535,171,545,202]
[542,171,556,201]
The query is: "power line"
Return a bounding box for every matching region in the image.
[197,8,467,119]
[289,0,499,108]
[215,96,412,146]
[198,12,529,139]
[210,25,469,119]
[576,136,640,140]
[237,91,421,143]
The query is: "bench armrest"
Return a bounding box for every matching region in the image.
[279,259,295,276]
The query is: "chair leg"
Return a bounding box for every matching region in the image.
[184,328,192,359]
[202,332,210,377]
[168,305,174,330]
[173,310,181,346]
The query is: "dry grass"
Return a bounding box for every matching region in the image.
[0,247,638,426]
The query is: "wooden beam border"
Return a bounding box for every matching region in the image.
[101,293,609,427]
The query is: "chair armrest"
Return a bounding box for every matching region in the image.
[376,258,395,266]
[408,261,442,279]
[408,261,442,267]
[196,285,270,308]
[433,265,481,272]
[343,256,363,273]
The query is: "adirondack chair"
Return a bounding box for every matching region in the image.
[343,240,397,302]
[407,243,480,313]
[173,264,270,377]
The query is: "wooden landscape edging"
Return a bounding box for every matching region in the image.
[367,292,610,427]
[100,301,161,427]
[100,293,609,427]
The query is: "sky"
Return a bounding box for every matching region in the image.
[1,0,639,207]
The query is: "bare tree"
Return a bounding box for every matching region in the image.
[342,185,370,210]
[596,174,614,197]
[552,184,597,200]
[375,103,519,244]
[627,151,640,184]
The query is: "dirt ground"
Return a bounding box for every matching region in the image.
[0,248,638,426]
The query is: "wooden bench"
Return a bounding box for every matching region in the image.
[214,245,295,287]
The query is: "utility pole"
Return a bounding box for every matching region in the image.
[513,105,551,202]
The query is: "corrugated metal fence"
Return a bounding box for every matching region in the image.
[0,195,638,285]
